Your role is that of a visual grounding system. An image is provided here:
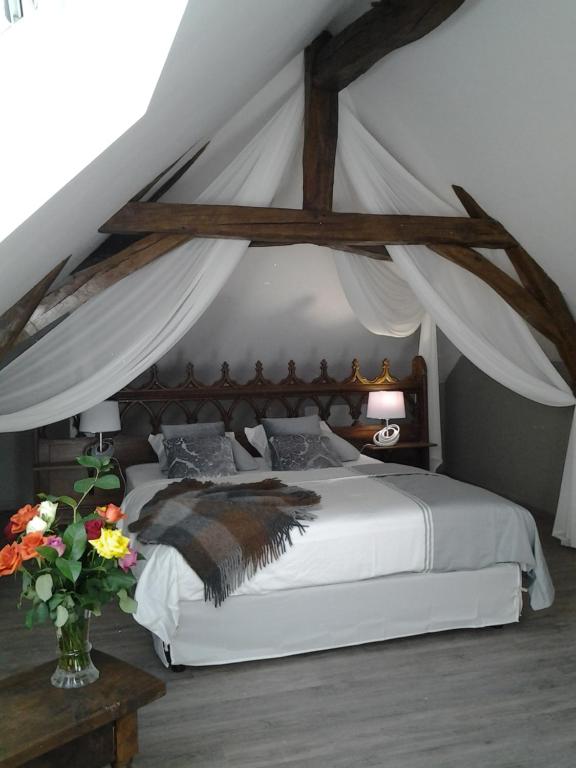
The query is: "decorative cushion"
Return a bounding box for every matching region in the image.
[320,421,360,462]
[164,435,237,479]
[244,425,272,468]
[225,432,259,471]
[269,434,343,471]
[261,414,321,437]
[161,421,225,439]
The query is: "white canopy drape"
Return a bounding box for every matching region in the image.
[335,95,576,546]
[0,86,304,431]
[1,81,575,544]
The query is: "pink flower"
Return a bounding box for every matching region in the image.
[118,548,137,572]
[84,518,104,540]
[45,535,65,557]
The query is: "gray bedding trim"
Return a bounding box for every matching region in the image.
[352,464,554,610]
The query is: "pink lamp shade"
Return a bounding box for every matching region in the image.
[366,391,406,421]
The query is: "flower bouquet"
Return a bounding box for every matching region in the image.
[0,455,140,688]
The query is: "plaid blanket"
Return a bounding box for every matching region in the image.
[129,478,320,606]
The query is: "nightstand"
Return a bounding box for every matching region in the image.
[360,441,437,470]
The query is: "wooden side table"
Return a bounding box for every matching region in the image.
[360,441,437,470]
[0,651,165,768]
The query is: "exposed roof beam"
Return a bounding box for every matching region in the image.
[313,0,466,91]
[100,202,514,248]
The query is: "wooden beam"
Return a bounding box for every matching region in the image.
[23,234,189,337]
[100,202,515,248]
[0,259,68,361]
[313,0,466,91]
[303,33,338,210]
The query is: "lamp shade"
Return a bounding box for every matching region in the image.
[366,391,406,420]
[79,401,121,434]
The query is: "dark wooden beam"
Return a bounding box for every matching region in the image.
[0,259,68,360]
[100,202,515,248]
[313,0,466,91]
[23,235,189,338]
[303,33,339,210]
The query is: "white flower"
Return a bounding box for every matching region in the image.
[26,515,49,534]
[38,500,58,525]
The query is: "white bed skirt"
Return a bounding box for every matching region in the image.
[152,563,522,667]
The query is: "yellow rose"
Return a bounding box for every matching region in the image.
[89,528,131,560]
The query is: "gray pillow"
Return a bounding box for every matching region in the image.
[164,435,237,479]
[161,421,225,439]
[269,434,343,471]
[261,414,321,437]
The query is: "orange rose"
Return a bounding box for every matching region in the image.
[9,504,38,535]
[0,543,23,576]
[96,504,126,524]
[18,531,47,561]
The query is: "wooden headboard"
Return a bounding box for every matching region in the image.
[35,356,429,501]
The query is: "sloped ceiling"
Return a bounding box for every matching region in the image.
[0,0,359,316]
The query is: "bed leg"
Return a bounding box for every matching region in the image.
[170,664,187,673]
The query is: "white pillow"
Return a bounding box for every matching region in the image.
[148,433,168,471]
[320,421,360,462]
[244,425,272,468]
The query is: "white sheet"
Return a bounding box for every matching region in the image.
[122,458,426,643]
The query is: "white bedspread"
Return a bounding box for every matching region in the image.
[122,459,426,643]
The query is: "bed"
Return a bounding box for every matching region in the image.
[114,357,554,667]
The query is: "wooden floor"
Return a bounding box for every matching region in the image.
[1,514,576,768]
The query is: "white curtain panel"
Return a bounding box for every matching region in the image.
[0,86,304,431]
[337,96,576,546]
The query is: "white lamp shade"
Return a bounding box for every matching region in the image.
[366,391,406,420]
[79,401,121,434]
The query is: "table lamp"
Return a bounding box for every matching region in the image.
[366,390,406,446]
[79,401,121,458]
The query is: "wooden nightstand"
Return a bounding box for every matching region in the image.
[359,441,437,470]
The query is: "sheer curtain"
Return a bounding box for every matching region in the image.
[336,95,576,546]
[0,87,304,432]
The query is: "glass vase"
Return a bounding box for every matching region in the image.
[51,610,99,689]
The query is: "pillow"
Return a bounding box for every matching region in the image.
[320,421,360,462]
[244,424,272,468]
[269,434,343,471]
[225,431,259,471]
[261,414,321,437]
[150,431,258,472]
[161,421,225,439]
[163,435,237,479]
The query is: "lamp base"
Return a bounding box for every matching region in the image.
[373,423,400,447]
[85,438,115,460]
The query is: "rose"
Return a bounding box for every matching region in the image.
[37,500,58,526]
[26,515,49,535]
[0,543,23,576]
[18,532,47,561]
[118,548,137,573]
[84,519,104,540]
[89,528,131,559]
[9,504,38,535]
[96,504,126,524]
[45,535,65,557]
[3,521,16,543]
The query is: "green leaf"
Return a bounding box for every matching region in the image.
[37,493,59,502]
[55,557,82,583]
[74,477,96,494]
[56,495,78,509]
[63,521,87,560]
[35,573,53,602]
[48,593,65,610]
[94,474,120,490]
[25,609,35,629]
[102,570,136,592]
[36,602,49,624]
[55,605,69,627]
[117,588,137,614]
[36,545,59,562]
[76,454,104,469]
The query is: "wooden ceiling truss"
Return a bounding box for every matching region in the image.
[2,0,575,390]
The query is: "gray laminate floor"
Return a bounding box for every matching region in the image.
[1,513,575,768]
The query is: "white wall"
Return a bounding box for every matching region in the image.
[347,0,576,317]
[157,244,419,383]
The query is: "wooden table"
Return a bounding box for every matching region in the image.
[0,651,165,768]
[360,441,437,470]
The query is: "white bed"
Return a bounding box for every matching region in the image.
[122,457,550,667]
